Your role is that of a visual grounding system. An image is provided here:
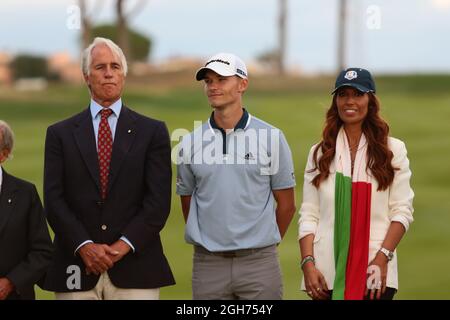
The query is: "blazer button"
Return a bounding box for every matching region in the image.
[101,224,107,231]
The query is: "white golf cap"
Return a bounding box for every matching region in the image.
[195,52,248,81]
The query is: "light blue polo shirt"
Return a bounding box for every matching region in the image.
[176,109,296,252]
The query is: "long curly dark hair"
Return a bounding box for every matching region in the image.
[310,93,396,191]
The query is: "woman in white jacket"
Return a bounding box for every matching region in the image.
[298,68,414,300]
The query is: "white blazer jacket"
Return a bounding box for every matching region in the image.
[298,137,414,290]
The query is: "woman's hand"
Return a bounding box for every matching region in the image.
[366,252,388,300]
[303,262,330,300]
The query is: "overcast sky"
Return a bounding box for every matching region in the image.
[1,0,449,74]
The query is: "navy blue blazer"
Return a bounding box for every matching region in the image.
[0,170,53,299]
[43,105,175,292]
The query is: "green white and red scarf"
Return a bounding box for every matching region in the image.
[332,128,372,300]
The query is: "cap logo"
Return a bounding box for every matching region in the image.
[205,59,230,67]
[236,68,247,77]
[344,70,358,80]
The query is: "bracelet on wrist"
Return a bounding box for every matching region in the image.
[301,255,315,269]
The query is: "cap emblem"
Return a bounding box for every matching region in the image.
[344,70,358,80]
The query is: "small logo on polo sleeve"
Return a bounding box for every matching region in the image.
[344,70,358,80]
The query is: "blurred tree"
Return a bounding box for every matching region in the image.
[91,24,152,62]
[115,0,148,61]
[79,0,105,50]
[337,0,348,72]
[11,55,48,80]
[277,0,287,75]
[258,0,288,75]
[257,49,281,72]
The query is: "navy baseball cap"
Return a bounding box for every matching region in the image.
[332,67,376,94]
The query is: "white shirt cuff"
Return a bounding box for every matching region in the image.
[390,214,411,232]
[298,220,318,240]
[120,236,135,252]
[74,240,94,256]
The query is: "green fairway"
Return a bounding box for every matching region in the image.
[1,74,449,299]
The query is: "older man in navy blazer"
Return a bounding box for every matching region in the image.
[0,120,53,300]
[43,37,174,299]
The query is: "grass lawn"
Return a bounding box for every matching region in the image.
[1,74,449,299]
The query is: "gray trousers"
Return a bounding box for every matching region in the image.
[192,245,283,300]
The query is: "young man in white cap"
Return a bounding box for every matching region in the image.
[176,53,297,299]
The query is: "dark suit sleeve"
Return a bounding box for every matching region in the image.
[6,185,53,293]
[44,126,91,252]
[121,122,172,252]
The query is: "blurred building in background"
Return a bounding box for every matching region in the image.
[48,52,83,84]
[0,52,13,86]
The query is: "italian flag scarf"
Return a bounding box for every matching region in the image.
[332,128,372,300]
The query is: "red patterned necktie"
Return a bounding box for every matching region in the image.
[98,108,113,199]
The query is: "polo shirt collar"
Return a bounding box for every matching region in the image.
[209,108,250,131]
